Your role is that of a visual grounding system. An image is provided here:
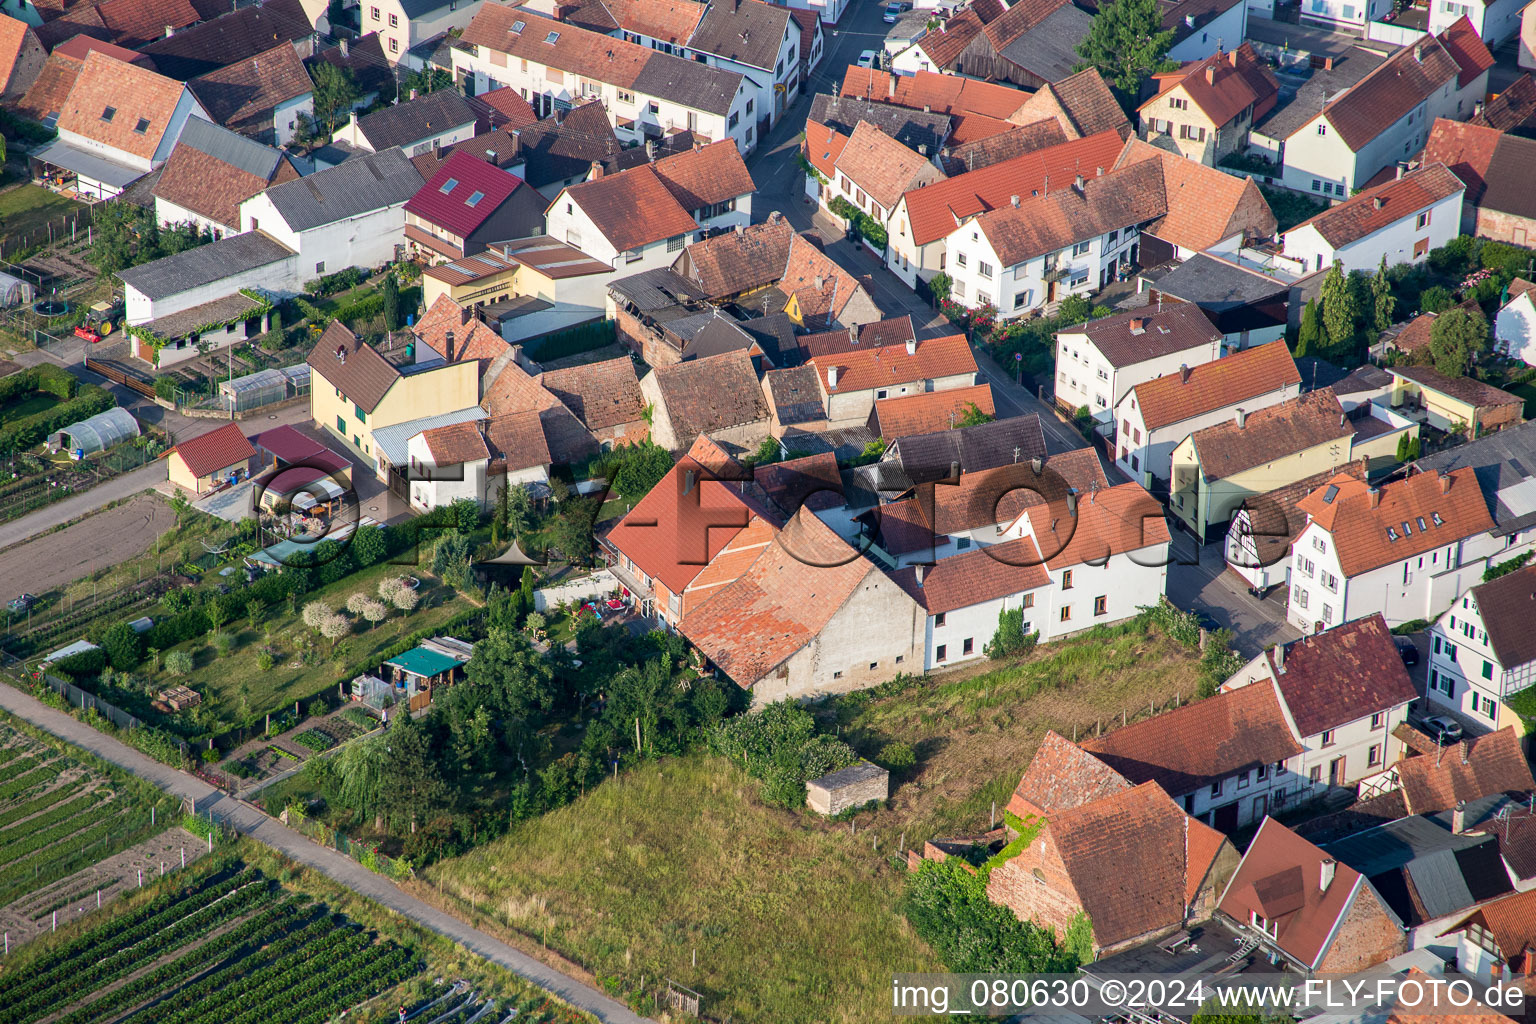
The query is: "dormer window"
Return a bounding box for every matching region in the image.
[1417,516,1427,531]
[465,190,485,207]
[545,31,560,43]
[1401,521,1413,536]
[101,106,116,122]
[439,177,459,193]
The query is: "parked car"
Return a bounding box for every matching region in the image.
[6,594,36,614]
[857,49,878,67]
[883,1,912,21]
[1394,636,1419,666]
[1421,715,1464,746]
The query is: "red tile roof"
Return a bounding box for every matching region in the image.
[871,383,995,439]
[1321,26,1483,150]
[834,120,941,212]
[900,129,1126,246]
[1438,892,1536,978]
[651,138,757,213]
[680,507,888,686]
[1041,781,1226,950]
[606,435,782,595]
[916,7,985,69]
[1288,163,1465,250]
[1187,391,1353,482]
[477,86,539,130]
[485,407,553,472]
[1472,73,1536,134]
[1004,729,1132,820]
[1439,14,1495,88]
[50,33,142,62]
[1423,117,1500,206]
[565,141,753,253]
[1295,465,1494,577]
[172,421,255,479]
[406,149,527,238]
[809,333,975,394]
[1257,614,1417,738]
[890,535,1050,613]
[1396,727,1535,815]
[95,0,200,48]
[1082,682,1303,796]
[803,118,848,180]
[187,41,312,134]
[152,131,294,229]
[1019,67,1130,140]
[976,157,1167,268]
[56,50,185,161]
[1023,480,1171,569]
[0,17,36,97]
[776,233,872,328]
[419,421,490,465]
[1143,43,1279,127]
[1128,340,1300,432]
[839,66,1031,121]
[1219,817,1367,970]
[413,294,509,376]
[540,356,645,432]
[675,217,794,299]
[1114,137,1277,251]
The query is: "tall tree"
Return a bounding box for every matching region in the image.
[377,712,446,834]
[1371,254,1396,333]
[1295,299,1320,358]
[1320,261,1357,351]
[1429,306,1489,378]
[506,483,531,538]
[310,62,360,131]
[1074,0,1175,97]
[335,734,387,828]
[464,627,558,721]
[382,272,401,331]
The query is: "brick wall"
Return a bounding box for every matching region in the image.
[1315,881,1406,973]
[985,830,1088,944]
[1189,843,1241,923]
[613,308,682,368]
[1475,207,1536,249]
[1479,401,1524,436]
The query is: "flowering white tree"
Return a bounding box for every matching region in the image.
[390,585,419,614]
[378,577,404,604]
[301,601,331,631]
[362,599,388,630]
[319,612,351,650]
[346,592,370,615]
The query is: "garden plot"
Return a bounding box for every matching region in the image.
[0,827,209,947]
[0,865,423,1024]
[0,724,177,907]
[216,705,378,789]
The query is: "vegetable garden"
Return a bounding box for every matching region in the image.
[0,723,178,907]
[0,865,423,1024]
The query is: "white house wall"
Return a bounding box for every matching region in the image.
[1167,3,1249,61]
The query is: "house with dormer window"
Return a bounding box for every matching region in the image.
[1425,565,1536,734]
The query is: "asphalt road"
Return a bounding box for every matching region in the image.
[0,680,654,1024]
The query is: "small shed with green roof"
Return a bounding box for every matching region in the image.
[383,645,467,710]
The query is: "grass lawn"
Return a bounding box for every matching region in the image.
[419,618,1207,1024]
[823,618,1207,839]
[419,753,938,1024]
[0,185,86,251]
[0,389,59,427]
[163,560,476,731]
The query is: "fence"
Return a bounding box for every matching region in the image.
[40,672,142,731]
[0,205,95,263]
[81,352,154,399]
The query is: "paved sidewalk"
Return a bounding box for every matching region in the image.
[0,459,166,552]
[0,683,653,1024]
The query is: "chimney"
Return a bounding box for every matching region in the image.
[589,161,604,180]
[918,144,928,156]
[1066,491,1078,515]
[1396,163,1407,180]
[889,77,897,98]
[1372,196,1384,210]
[444,330,455,361]
[851,322,860,344]
[814,275,825,290]
[1073,173,1085,195]
[827,366,838,388]
[1235,407,1247,429]
[1453,800,1468,833]
[339,37,348,58]
[410,88,419,101]
[1274,642,1286,674]
[1475,100,1485,117]
[1010,194,1020,208]
[1129,317,1146,334]
[1439,470,1451,494]
[1414,43,1424,63]
[164,23,174,37]
[683,469,697,495]
[1228,49,1239,66]
[1031,456,1043,474]
[1204,64,1216,85]
[1369,486,1382,509]
[905,337,916,356]
[1320,858,1336,893]
[1179,364,1192,384]
[1184,13,1195,27]
[915,565,925,586]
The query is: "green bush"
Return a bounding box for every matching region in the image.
[163,650,194,676]
[305,266,368,296]
[1485,550,1534,582]
[50,647,108,679]
[0,379,113,454]
[1420,284,1454,313]
[710,701,858,808]
[331,293,385,326]
[903,858,1084,973]
[878,741,916,772]
[984,607,1038,660]
[100,622,144,671]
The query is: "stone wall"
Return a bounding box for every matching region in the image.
[1474,207,1536,249]
[807,766,888,815]
[1315,881,1407,973]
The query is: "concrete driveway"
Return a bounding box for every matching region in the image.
[1165,530,1301,659]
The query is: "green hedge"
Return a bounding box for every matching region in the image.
[0,383,114,453]
[0,365,77,404]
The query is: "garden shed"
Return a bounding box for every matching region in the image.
[383,645,467,711]
[350,673,394,711]
[806,761,889,816]
[49,407,140,456]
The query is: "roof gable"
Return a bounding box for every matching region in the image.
[186,42,312,132]
[1127,340,1300,431]
[808,333,975,394]
[1113,137,1277,250]
[306,321,400,412]
[173,421,255,478]
[1469,566,1536,672]
[56,50,185,160]
[834,120,942,212]
[1396,727,1536,815]
[1005,729,1132,819]
[1288,163,1465,250]
[1261,614,1418,737]
[1189,391,1353,482]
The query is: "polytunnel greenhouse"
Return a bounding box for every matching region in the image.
[50,407,140,455]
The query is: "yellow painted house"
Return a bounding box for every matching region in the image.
[420,236,612,314]
[306,321,478,477]
[1387,365,1525,440]
[1170,391,1417,543]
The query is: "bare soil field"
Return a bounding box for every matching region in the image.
[0,492,169,604]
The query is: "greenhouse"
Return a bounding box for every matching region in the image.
[218,368,287,412]
[50,407,140,455]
